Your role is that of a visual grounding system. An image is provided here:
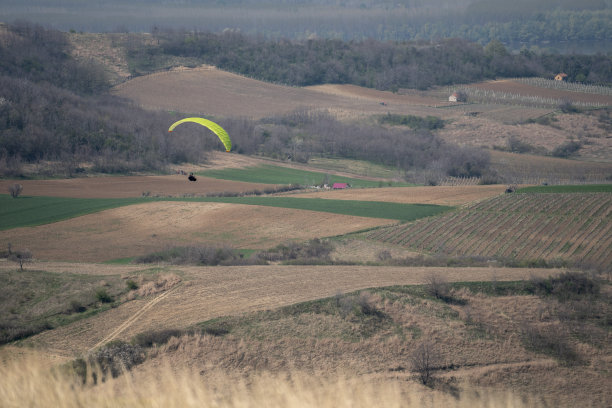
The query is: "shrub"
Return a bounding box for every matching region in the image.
[529,272,600,301]
[126,280,139,290]
[68,300,86,314]
[7,183,23,198]
[132,329,184,347]
[77,340,146,383]
[95,288,113,303]
[552,140,581,158]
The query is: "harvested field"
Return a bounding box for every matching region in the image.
[0,174,275,199]
[15,262,556,356]
[0,201,393,262]
[297,185,506,206]
[111,66,458,120]
[367,192,612,268]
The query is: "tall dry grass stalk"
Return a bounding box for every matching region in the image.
[0,355,544,408]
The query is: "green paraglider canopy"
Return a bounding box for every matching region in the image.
[168,117,231,152]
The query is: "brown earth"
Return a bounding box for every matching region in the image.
[297,185,506,206]
[111,65,458,120]
[14,262,556,357]
[0,173,275,199]
[0,201,394,262]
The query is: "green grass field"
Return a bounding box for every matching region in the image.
[191,196,451,221]
[516,184,612,194]
[0,195,146,231]
[1,194,450,230]
[199,164,411,188]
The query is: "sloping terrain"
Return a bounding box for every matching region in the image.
[111,65,458,120]
[367,192,612,268]
[17,262,555,356]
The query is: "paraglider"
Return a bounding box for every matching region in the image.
[168,117,232,152]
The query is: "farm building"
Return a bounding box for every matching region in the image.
[449,92,459,102]
[555,73,568,81]
[332,182,349,189]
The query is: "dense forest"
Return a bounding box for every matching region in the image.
[2,0,610,52]
[128,30,611,89]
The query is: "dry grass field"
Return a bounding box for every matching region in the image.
[10,262,552,356]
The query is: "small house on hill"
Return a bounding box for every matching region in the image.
[555,73,568,81]
[449,92,459,102]
[332,182,348,189]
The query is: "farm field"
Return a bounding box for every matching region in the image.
[198,164,409,187]
[467,79,612,107]
[367,191,612,269]
[0,173,280,199]
[0,200,396,262]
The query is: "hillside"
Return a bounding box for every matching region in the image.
[367,191,612,269]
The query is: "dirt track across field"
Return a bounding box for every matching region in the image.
[20,262,557,357]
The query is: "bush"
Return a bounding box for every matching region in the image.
[7,183,23,198]
[529,272,600,301]
[126,280,139,290]
[552,140,581,158]
[132,329,183,347]
[75,340,146,383]
[95,288,113,303]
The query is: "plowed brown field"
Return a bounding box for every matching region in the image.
[0,174,274,199]
[0,201,393,262]
[111,66,455,120]
[298,185,506,206]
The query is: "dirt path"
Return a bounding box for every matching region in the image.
[88,284,182,352]
[25,263,558,357]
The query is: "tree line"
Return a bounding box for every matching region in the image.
[130,30,611,90]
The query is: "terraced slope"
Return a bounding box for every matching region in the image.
[367,192,612,268]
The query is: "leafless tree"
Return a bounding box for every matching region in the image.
[8,183,23,198]
[9,249,32,270]
[411,340,438,385]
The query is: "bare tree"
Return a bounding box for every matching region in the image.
[426,273,449,300]
[9,249,32,270]
[8,183,23,198]
[411,340,438,385]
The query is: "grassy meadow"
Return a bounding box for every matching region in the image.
[199,164,411,187]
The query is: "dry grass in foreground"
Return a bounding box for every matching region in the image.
[0,356,546,408]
